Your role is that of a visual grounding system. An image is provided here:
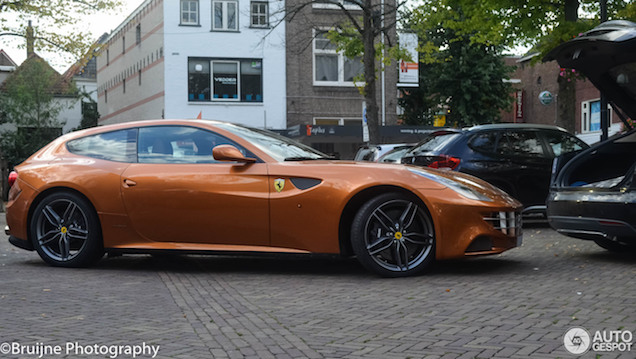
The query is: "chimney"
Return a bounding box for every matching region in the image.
[26,20,34,57]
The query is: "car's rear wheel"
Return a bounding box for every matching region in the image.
[593,237,636,253]
[30,191,103,267]
[351,193,435,277]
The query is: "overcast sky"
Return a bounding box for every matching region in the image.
[1,0,145,73]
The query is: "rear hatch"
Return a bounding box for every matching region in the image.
[544,20,636,189]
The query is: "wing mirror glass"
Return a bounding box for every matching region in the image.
[212,145,256,163]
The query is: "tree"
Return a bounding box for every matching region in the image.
[402,3,515,127]
[284,0,407,143]
[0,55,76,167]
[411,0,636,132]
[0,0,121,60]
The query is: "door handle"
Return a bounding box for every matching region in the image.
[123,179,137,188]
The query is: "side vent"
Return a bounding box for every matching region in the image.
[289,178,322,190]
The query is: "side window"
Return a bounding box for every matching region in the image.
[496,131,545,158]
[542,131,586,157]
[137,126,254,164]
[67,129,137,162]
[468,132,498,153]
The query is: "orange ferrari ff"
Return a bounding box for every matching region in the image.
[5,120,522,277]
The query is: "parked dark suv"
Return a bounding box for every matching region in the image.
[401,124,589,215]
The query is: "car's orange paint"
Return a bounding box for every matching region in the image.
[6,120,522,261]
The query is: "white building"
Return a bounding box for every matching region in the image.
[97,0,286,129]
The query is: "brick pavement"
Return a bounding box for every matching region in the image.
[0,213,634,359]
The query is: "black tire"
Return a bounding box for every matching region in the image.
[351,193,435,277]
[594,237,636,253]
[30,191,104,267]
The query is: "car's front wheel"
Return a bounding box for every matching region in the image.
[351,193,435,277]
[30,191,104,267]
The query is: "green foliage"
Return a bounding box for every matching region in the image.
[412,0,635,59]
[0,57,73,166]
[399,37,514,127]
[75,90,100,131]
[0,0,122,59]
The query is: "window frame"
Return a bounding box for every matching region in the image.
[581,98,613,133]
[66,128,138,163]
[312,0,361,10]
[136,24,141,45]
[211,60,240,101]
[188,57,263,103]
[137,125,259,164]
[250,1,269,28]
[313,29,363,87]
[495,130,548,159]
[180,0,200,26]
[212,0,239,32]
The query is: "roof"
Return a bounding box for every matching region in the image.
[0,53,75,95]
[0,49,17,68]
[465,123,569,132]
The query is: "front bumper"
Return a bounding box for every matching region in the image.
[8,235,34,251]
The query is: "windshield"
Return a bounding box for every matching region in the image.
[214,123,329,162]
[407,132,460,156]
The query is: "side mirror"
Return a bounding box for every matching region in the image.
[212,145,256,163]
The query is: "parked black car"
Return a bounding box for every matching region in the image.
[377,145,414,163]
[401,124,589,215]
[544,20,636,252]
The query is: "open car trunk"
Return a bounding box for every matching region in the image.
[544,20,636,190]
[553,130,636,190]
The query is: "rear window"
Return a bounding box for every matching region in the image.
[408,132,460,155]
[67,129,138,162]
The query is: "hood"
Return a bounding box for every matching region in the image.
[543,20,636,120]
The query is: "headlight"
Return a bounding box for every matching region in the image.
[409,168,493,202]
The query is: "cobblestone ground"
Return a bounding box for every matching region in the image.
[0,214,634,359]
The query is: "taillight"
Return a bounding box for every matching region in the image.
[428,155,460,170]
[8,171,18,188]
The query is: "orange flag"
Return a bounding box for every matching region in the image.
[196,111,202,119]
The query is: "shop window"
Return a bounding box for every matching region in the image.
[188,58,263,102]
[581,99,613,133]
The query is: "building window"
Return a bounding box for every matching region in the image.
[180,0,199,25]
[136,24,141,45]
[139,69,142,85]
[581,99,613,133]
[313,0,360,10]
[250,1,268,28]
[313,30,363,86]
[213,0,238,31]
[123,78,126,93]
[188,58,262,102]
[122,36,126,54]
[106,49,109,66]
[105,89,108,103]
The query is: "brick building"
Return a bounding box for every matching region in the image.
[285,0,400,157]
[503,54,624,145]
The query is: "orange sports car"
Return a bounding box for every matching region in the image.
[5,120,522,277]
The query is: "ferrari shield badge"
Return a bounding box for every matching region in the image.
[274,178,285,193]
